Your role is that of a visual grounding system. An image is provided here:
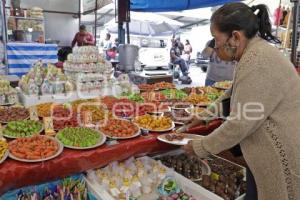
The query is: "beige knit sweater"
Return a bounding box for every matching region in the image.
[192,37,300,200]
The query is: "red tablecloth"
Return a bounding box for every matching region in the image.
[0,134,176,195]
[0,119,223,195]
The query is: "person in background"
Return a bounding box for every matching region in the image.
[273,5,283,26]
[182,3,300,200]
[103,33,112,60]
[56,47,72,69]
[183,39,193,65]
[175,36,184,55]
[282,7,290,27]
[71,25,95,47]
[170,38,189,77]
[280,6,288,26]
[202,39,235,86]
[114,38,119,49]
[107,44,118,60]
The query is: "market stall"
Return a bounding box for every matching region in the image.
[0,52,234,199]
[0,34,246,200]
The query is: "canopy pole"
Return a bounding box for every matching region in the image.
[94,0,97,40]
[117,0,130,44]
[126,22,130,44]
[291,0,299,66]
[118,22,125,44]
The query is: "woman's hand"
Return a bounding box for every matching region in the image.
[183,138,210,158]
[182,140,197,156]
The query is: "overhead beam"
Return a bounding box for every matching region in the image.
[173,16,184,20]
[97,8,113,20]
[180,19,209,29]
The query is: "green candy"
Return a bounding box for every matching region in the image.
[4,120,42,138]
[58,127,101,148]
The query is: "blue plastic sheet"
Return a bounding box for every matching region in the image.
[131,0,241,12]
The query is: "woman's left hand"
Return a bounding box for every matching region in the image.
[182,140,197,156]
[183,137,210,158]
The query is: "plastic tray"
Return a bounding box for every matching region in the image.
[85,156,221,200]
[153,149,246,200]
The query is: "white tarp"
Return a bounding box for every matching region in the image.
[105,12,183,36]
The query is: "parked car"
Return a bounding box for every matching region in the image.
[194,52,209,72]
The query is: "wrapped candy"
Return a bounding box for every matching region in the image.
[53,79,64,94]
[124,169,134,180]
[7,92,18,104]
[0,94,5,104]
[125,157,138,174]
[65,81,74,93]
[120,177,131,194]
[157,177,180,197]
[129,177,142,198]
[28,78,39,95]
[41,78,53,94]
[131,175,142,188]
[140,175,154,194]
[109,180,121,198]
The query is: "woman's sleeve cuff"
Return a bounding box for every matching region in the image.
[192,139,210,158]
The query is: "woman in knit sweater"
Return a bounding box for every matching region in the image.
[183,3,300,200]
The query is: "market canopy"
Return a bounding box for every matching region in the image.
[130,0,242,12]
[105,12,183,36]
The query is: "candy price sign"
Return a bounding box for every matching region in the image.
[43,117,55,136]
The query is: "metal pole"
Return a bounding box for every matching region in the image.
[118,22,125,44]
[126,22,130,44]
[79,0,81,28]
[2,0,8,74]
[291,0,299,66]
[2,0,7,43]
[94,0,97,42]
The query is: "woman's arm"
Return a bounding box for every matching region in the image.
[192,65,285,157]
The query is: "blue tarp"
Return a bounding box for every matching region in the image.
[131,0,241,12]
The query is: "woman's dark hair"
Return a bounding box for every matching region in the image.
[211,3,280,43]
[186,39,190,44]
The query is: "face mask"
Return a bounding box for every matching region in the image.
[215,37,237,61]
